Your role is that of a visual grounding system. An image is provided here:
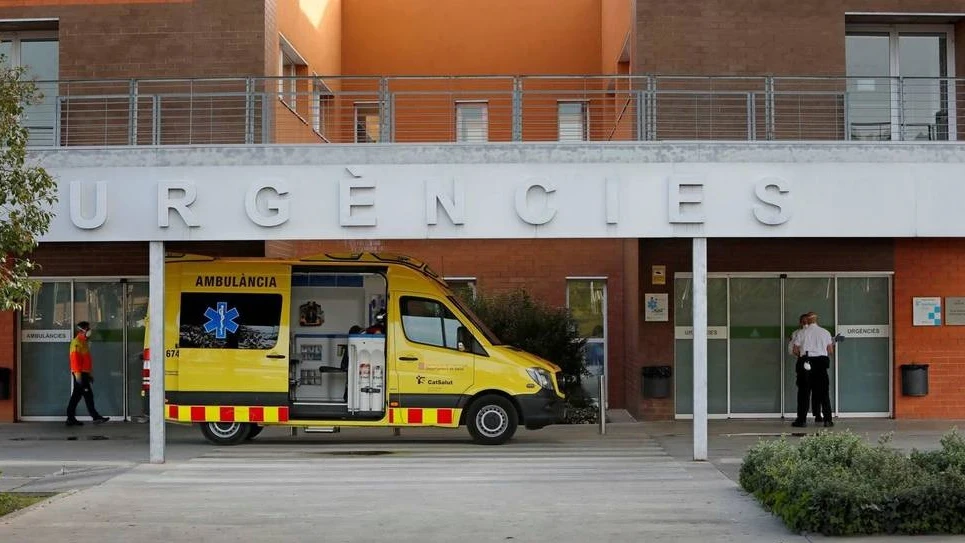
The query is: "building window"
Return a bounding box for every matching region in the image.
[566,279,607,403]
[279,36,307,113]
[846,25,954,141]
[312,77,333,138]
[445,277,477,301]
[355,102,380,143]
[558,101,588,141]
[0,31,58,146]
[178,293,282,350]
[455,102,488,143]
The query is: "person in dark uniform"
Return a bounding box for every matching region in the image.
[789,314,811,428]
[364,309,386,335]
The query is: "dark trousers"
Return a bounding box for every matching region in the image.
[808,356,832,421]
[66,372,101,420]
[794,357,811,422]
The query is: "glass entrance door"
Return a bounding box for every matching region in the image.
[74,282,126,418]
[674,277,728,415]
[836,277,891,414]
[673,274,892,418]
[729,278,781,414]
[782,277,836,416]
[20,279,148,420]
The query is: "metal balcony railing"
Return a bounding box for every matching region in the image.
[19,75,965,147]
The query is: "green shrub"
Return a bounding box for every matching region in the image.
[464,288,589,414]
[740,429,965,536]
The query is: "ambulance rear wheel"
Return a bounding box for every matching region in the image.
[246,425,264,440]
[467,395,518,445]
[199,422,251,445]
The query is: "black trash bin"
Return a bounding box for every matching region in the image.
[0,367,10,400]
[642,366,672,399]
[900,363,929,396]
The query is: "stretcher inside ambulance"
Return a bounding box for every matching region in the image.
[154,253,565,445]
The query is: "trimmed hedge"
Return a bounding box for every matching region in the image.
[739,430,965,536]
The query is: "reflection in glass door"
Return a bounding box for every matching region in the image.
[126,282,150,419]
[837,277,891,414]
[74,282,126,417]
[566,279,606,403]
[674,277,728,415]
[20,282,73,417]
[729,278,781,414]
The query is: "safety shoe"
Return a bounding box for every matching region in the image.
[92,416,110,424]
[814,416,824,423]
[790,420,806,428]
[824,420,834,428]
[65,419,83,427]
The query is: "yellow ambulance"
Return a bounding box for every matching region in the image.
[154,253,564,445]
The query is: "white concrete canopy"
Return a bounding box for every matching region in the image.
[33,142,965,243]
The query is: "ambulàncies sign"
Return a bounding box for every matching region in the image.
[40,161,965,241]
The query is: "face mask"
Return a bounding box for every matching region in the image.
[84,329,92,338]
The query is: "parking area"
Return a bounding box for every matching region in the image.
[0,419,961,542]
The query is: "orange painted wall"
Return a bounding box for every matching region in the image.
[894,239,965,419]
[277,0,342,76]
[601,0,633,73]
[342,0,602,76]
[271,0,342,142]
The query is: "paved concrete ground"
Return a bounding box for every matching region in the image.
[0,419,963,542]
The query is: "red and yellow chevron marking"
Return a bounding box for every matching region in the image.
[388,407,461,427]
[166,405,289,424]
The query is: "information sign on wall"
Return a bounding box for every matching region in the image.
[644,293,669,322]
[913,297,942,326]
[945,297,965,326]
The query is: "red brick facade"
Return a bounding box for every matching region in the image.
[894,239,965,419]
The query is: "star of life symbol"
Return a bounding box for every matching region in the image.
[646,297,659,311]
[204,302,240,340]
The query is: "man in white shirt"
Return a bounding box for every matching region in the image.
[793,312,835,427]
[788,314,812,427]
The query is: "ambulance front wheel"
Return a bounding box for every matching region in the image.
[199,422,252,445]
[467,395,518,445]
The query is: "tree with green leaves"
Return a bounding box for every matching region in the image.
[0,61,57,311]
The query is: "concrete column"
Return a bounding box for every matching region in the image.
[149,241,166,464]
[692,237,708,461]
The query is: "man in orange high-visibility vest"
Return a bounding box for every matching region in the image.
[66,321,109,426]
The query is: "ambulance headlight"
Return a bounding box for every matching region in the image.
[526,368,553,390]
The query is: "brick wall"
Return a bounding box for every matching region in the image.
[635,238,895,420]
[0,0,266,79]
[636,0,965,76]
[0,311,15,422]
[894,239,965,419]
[282,239,632,409]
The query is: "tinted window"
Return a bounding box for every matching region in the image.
[179,293,282,349]
[401,297,466,351]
